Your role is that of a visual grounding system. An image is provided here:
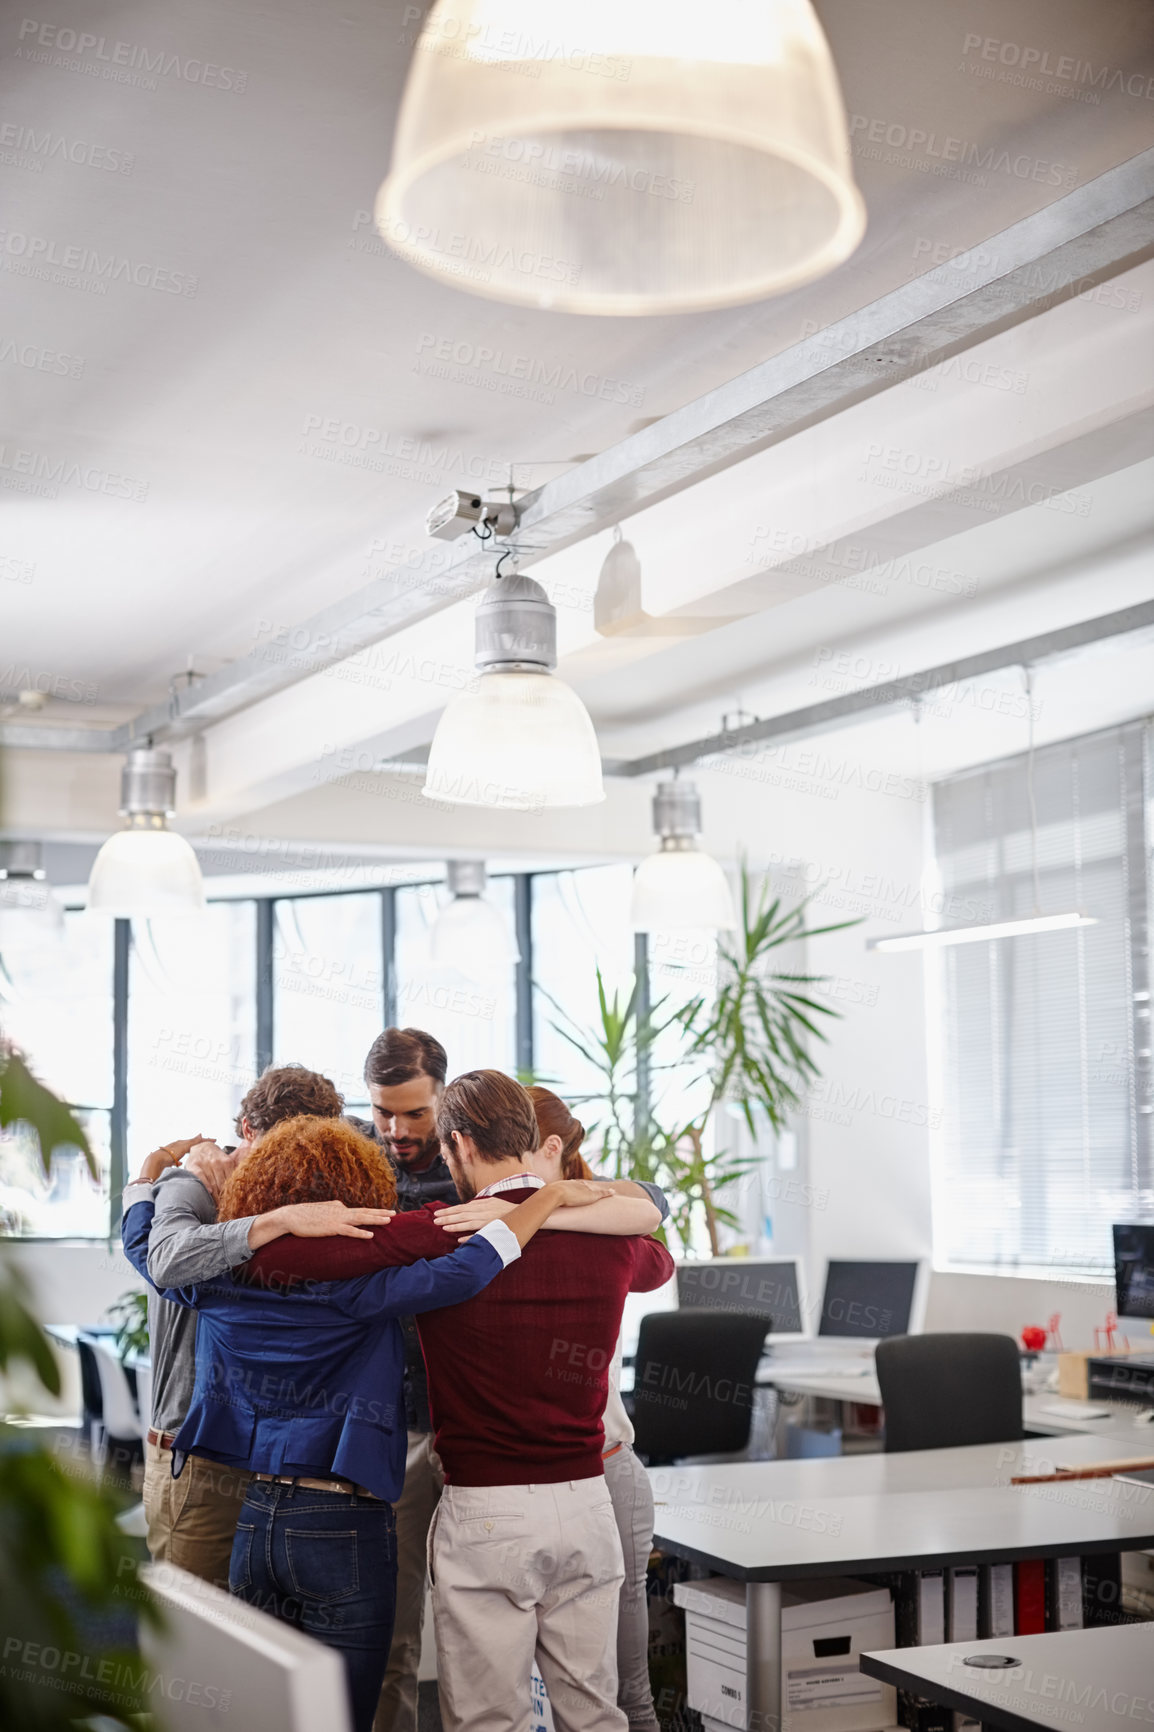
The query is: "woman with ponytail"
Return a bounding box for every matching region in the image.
[525,1086,666,1732]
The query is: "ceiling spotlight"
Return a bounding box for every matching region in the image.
[423,569,604,810]
[430,860,521,981]
[630,780,736,932]
[378,0,865,315]
[0,841,64,956]
[87,748,206,918]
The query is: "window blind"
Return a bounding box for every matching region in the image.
[932,720,1152,1278]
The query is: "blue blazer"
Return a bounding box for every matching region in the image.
[122,1200,502,1502]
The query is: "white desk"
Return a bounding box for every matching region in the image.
[650,1435,1154,1731]
[861,1623,1154,1732]
[760,1353,1154,1445]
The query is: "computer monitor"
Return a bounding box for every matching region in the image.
[140,1561,352,1732]
[676,1257,806,1338]
[817,1259,924,1340]
[1114,1223,1154,1322]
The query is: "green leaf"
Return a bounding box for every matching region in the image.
[0,1050,93,1177]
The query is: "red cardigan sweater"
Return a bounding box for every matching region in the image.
[244,1190,674,1486]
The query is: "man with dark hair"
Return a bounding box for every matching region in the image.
[244,1069,674,1732]
[348,1028,458,1732]
[121,1063,360,1587]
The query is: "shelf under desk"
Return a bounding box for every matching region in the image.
[649,1437,1154,1729]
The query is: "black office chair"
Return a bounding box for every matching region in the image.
[631,1310,770,1466]
[876,1332,1023,1452]
[75,1335,105,1458]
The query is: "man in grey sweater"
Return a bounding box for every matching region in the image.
[122,1064,379,1587]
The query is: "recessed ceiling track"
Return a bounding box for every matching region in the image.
[607,596,1154,778]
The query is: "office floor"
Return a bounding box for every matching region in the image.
[418,1681,443,1731]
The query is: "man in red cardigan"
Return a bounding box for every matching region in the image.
[246,1069,674,1732]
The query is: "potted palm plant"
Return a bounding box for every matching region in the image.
[543,866,857,1255]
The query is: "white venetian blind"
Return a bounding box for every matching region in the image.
[933,721,1151,1278]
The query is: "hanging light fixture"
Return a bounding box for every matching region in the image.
[87,747,206,918]
[423,567,604,810]
[430,860,521,981]
[0,841,64,956]
[870,668,1097,954]
[377,0,865,315]
[630,780,736,931]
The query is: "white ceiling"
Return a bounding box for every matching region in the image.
[3,0,1154,715]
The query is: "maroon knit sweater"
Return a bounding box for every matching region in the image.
[243,1189,674,1485]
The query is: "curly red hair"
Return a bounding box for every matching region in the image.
[217,1115,396,1219]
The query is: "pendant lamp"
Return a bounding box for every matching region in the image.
[424,572,604,810]
[430,860,521,981]
[630,780,736,931]
[87,748,206,918]
[377,0,865,314]
[0,841,64,954]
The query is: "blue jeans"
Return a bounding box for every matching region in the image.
[230,1479,397,1732]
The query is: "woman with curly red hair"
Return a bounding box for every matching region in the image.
[129,1112,610,1732]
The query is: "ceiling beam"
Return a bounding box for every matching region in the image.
[608,598,1154,779]
[3,145,1152,759]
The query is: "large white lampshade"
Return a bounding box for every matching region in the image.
[378,0,865,314]
[424,573,604,810]
[630,781,736,931]
[87,749,206,918]
[430,861,520,980]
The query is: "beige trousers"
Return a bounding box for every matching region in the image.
[374,1430,445,1732]
[142,1440,251,1590]
[430,1477,627,1732]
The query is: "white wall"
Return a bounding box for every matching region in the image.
[0,1240,143,1417]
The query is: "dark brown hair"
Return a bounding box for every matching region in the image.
[436,1070,538,1165]
[236,1064,343,1138]
[218,1116,396,1220]
[528,1086,593,1180]
[364,1027,448,1089]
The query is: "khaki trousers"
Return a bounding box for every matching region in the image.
[602,1447,659,1732]
[142,1440,251,1590]
[430,1477,627,1732]
[374,1430,444,1732]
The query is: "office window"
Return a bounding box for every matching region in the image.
[0,911,114,1237]
[129,903,257,1158]
[394,879,516,1077]
[273,894,384,1109]
[531,865,636,1100]
[932,722,1151,1278]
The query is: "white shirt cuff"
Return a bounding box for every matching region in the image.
[122,1182,155,1210]
[476,1219,521,1267]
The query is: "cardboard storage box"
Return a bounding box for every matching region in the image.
[673,1576,896,1732]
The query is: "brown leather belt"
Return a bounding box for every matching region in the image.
[147,1428,176,1450]
[602,1442,624,1461]
[251,1472,381,1500]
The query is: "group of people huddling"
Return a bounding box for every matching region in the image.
[120,1025,674,1732]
